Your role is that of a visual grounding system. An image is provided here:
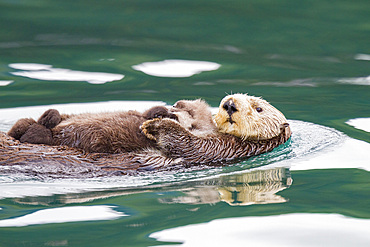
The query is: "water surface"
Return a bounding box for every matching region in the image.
[0,0,369,246]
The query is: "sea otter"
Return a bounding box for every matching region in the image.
[140,93,291,166]
[215,93,289,140]
[2,94,291,176]
[7,101,213,153]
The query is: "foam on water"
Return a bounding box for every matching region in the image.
[0,102,368,199]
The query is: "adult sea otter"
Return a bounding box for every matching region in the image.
[1,94,291,177]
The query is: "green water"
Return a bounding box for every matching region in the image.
[0,0,370,246]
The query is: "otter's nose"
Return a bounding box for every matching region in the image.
[223,100,238,116]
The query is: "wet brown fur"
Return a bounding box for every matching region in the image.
[8,106,176,153]
[140,94,291,166]
[5,94,291,175]
[7,103,212,154]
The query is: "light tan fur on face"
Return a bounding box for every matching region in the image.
[214,94,288,140]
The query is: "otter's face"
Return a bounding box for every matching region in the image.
[169,100,199,130]
[214,94,288,140]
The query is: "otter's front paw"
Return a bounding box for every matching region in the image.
[37,109,62,129]
[140,118,163,141]
[141,118,190,142]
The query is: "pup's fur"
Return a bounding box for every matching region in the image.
[8,101,214,153]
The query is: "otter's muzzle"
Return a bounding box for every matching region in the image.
[223,100,238,116]
[223,99,237,124]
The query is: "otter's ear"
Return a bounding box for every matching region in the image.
[280,123,292,140]
[280,123,290,130]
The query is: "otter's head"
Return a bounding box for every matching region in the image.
[214,94,288,140]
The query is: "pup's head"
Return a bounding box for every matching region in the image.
[169,99,217,135]
[143,106,178,120]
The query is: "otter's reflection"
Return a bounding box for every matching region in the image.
[12,167,292,207]
[160,167,292,206]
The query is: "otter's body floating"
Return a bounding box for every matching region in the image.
[1,94,291,177]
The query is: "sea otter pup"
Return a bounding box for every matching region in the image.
[7,101,212,154]
[141,93,291,166]
[169,99,217,136]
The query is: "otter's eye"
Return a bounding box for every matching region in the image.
[256,107,263,113]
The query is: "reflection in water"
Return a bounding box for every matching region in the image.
[12,168,291,207]
[252,78,317,87]
[346,118,370,133]
[13,189,151,206]
[160,168,292,206]
[2,118,366,204]
[338,76,370,86]
[354,54,370,61]
[9,63,124,84]
[132,59,221,77]
[0,80,13,86]
[291,138,370,172]
[0,205,126,227]
[151,213,370,247]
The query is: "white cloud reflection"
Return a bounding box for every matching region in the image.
[9,63,124,84]
[338,76,370,86]
[132,59,220,77]
[0,205,126,227]
[354,54,370,61]
[289,138,370,172]
[150,213,370,247]
[0,80,13,86]
[346,118,370,133]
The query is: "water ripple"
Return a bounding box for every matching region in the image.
[0,118,351,199]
